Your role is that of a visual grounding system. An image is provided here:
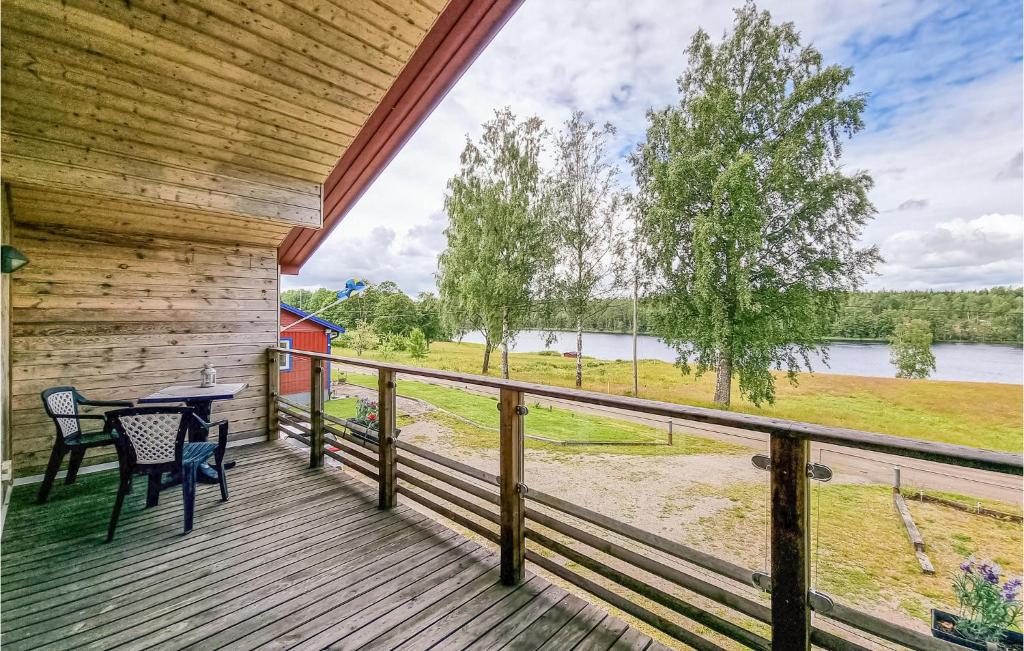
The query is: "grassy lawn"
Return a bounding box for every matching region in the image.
[332,341,1023,453]
[679,481,1023,628]
[334,372,746,457]
[324,396,358,420]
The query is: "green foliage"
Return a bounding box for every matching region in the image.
[282,281,450,344]
[631,3,878,406]
[437,107,553,378]
[407,327,429,359]
[523,287,1024,344]
[346,320,378,357]
[889,319,937,379]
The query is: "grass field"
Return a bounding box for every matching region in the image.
[681,481,1023,627]
[332,373,746,457]
[331,341,1023,453]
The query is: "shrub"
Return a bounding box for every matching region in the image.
[408,328,429,359]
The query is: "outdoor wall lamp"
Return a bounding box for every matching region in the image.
[1,245,28,273]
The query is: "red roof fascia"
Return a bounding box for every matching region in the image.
[278,0,524,274]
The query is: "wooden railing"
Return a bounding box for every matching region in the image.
[268,347,1022,651]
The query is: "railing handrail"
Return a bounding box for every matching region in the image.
[270,347,1022,475]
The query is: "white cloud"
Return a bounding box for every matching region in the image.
[284,1,1023,295]
[876,213,1023,289]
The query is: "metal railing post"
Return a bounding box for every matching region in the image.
[769,433,811,650]
[267,349,280,441]
[378,369,397,509]
[309,358,325,468]
[499,387,525,585]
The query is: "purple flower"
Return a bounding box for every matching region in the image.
[979,561,1002,585]
[1003,577,1023,602]
[960,558,975,574]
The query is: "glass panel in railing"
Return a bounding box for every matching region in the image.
[811,447,1023,648]
[520,391,773,649]
[274,346,312,454]
[385,369,503,548]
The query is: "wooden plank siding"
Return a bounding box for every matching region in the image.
[0,0,449,228]
[0,441,658,651]
[7,191,281,475]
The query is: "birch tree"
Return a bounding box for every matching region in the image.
[548,112,622,388]
[632,2,879,407]
[438,108,552,378]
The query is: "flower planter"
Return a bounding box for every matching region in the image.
[932,609,1023,650]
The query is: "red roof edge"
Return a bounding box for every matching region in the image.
[277,0,524,274]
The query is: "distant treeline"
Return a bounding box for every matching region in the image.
[526,287,1024,344]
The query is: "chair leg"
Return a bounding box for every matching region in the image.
[37,442,67,504]
[217,462,229,502]
[146,472,161,508]
[65,447,86,485]
[182,466,197,535]
[107,476,130,543]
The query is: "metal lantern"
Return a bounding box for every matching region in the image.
[200,363,217,388]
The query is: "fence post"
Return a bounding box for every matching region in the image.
[378,369,397,509]
[267,349,279,442]
[893,465,901,493]
[309,358,325,469]
[769,433,811,651]
[499,387,525,585]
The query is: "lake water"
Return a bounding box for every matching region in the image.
[461,330,1023,384]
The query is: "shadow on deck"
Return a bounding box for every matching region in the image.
[0,441,667,650]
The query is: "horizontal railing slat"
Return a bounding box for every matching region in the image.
[525,550,727,651]
[397,455,500,505]
[397,485,500,544]
[525,485,754,586]
[396,471,500,525]
[525,525,770,650]
[396,440,501,486]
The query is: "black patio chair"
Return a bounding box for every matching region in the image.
[38,387,133,504]
[106,406,230,542]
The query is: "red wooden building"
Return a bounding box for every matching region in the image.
[279,303,345,400]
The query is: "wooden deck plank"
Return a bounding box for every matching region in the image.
[536,604,609,650]
[411,575,548,649]
[6,504,407,648]
[465,584,570,650]
[609,627,654,650]
[575,612,631,650]
[0,440,673,651]
[350,565,506,649]
[76,517,423,650]
[503,594,590,650]
[282,546,495,650]
[303,553,501,650]
[189,528,466,650]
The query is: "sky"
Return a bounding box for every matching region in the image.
[284,0,1024,296]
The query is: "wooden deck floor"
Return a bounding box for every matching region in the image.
[1,441,669,650]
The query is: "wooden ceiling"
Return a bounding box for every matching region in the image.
[0,0,450,241]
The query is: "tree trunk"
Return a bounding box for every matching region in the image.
[482,337,492,374]
[632,277,639,397]
[714,352,732,407]
[575,316,584,388]
[500,312,510,379]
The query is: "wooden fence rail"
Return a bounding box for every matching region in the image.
[270,347,1016,651]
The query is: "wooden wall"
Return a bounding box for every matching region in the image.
[6,186,281,476]
[2,187,13,499]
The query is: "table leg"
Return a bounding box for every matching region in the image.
[185,399,236,484]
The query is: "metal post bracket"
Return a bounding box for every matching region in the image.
[751,453,832,482]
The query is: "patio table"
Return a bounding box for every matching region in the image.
[138,383,247,483]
